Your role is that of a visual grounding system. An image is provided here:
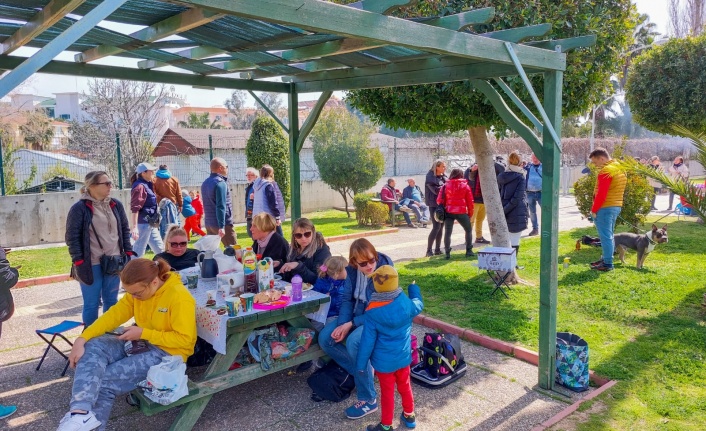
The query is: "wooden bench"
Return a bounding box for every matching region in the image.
[371,194,407,227]
[131,296,330,430]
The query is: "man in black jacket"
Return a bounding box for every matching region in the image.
[0,246,18,419]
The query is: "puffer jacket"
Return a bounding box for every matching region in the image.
[497,170,529,233]
[437,178,474,217]
[65,198,134,285]
[0,247,18,324]
[181,195,196,218]
[356,284,423,374]
[337,252,394,328]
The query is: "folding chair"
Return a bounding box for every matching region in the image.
[36,320,84,376]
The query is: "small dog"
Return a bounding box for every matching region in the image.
[614,224,668,269]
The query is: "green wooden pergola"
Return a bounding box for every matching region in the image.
[0,0,595,392]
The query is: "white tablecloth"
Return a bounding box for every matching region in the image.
[189,280,327,354]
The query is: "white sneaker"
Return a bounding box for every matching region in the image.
[57,411,101,431]
[399,206,413,213]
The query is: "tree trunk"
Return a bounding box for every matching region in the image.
[341,190,351,218]
[468,127,517,282]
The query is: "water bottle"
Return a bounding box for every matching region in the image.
[291,274,303,302]
[563,257,570,269]
[243,247,258,294]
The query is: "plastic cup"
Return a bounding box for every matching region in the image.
[186,274,199,290]
[225,296,239,317]
[241,293,255,312]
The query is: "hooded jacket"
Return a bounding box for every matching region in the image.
[153,169,183,210]
[356,284,423,373]
[181,194,196,218]
[437,178,474,217]
[337,252,394,328]
[497,168,529,233]
[425,170,447,208]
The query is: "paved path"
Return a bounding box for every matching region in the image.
[3,195,677,431]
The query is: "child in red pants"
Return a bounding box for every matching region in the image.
[356,265,424,431]
[182,190,205,240]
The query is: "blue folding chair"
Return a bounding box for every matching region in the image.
[36,320,84,376]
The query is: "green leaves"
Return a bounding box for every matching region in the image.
[245,116,290,209]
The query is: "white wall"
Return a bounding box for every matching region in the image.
[0,181,346,248]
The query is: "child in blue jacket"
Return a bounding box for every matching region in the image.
[356,265,423,431]
[311,256,348,331]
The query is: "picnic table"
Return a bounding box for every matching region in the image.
[131,280,330,431]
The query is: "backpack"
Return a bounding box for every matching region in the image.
[555,332,590,392]
[186,337,217,368]
[411,333,467,388]
[307,360,355,402]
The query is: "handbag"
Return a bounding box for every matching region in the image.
[146,211,162,228]
[90,222,128,276]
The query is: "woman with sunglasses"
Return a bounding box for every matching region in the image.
[153,225,200,271]
[318,238,394,420]
[56,258,196,431]
[251,213,289,273]
[278,218,331,284]
[66,171,134,327]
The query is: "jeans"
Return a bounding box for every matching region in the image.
[595,206,621,266]
[79,265,120,327]
[443,213,472,252]
[399,199,429,223]
[668,191,676,209]
[377,366,414,426]
[132,223,164,257]
[427,209,443,251]
[526,191,541,230]
[70,336,167,430]
[319,319,377,402]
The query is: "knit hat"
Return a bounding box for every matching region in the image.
[371,265,398,293]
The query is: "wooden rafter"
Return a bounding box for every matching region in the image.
[0,0,86,55]
[75,8,225,63]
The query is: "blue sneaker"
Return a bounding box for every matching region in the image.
[0,405,17,419]
[345,399,378,419]
[400,412,416,428]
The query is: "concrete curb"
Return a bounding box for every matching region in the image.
[414,314,618,430]
[14,228,400,289]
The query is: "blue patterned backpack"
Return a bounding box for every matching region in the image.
[555,332,589,392]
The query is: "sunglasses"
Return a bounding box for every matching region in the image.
[357,257,377,268]
[170,242,188,247]
[294,231,313,239]
[96,181,113,187]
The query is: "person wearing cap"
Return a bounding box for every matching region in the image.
[201,157,237,247]
[130,162,164,257]
[401,178,430,227]
[356,265,423,431]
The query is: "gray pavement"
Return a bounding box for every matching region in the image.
[3,194,676,431]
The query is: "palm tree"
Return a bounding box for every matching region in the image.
[176,112,223,129]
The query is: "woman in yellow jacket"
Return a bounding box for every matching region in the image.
[56,258,196,431]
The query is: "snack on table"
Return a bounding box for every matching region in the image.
[254,289,283,304]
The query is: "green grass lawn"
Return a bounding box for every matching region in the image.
[397,217,706,431]
[11,209,374,279]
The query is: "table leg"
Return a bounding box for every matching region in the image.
[168,330,251,431]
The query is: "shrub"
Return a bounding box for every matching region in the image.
[367,202,390,227]
[353,193,389,226]
[574,146,653,231]
[245,116,290,209]
[353,193,372,226]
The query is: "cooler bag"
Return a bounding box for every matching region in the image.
[555,332,590,392]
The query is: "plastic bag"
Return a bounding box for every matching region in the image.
[213,250,242,273]
[139,355,189,405]
[193,235,222,252]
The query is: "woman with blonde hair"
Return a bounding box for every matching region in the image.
[56,258,196,431]
[251,212,289,273]
[153,225,200,271]
[252,164,286,237]
[278,218,331,284]
[66,171,134,326]
[497,152,529,265]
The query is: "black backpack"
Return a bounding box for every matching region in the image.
[411,333,467,388]
[307,360,355,402]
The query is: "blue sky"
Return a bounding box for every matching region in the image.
[14,1,671,108]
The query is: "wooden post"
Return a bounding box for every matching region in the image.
[537,69,563,389]
[288,85,301,220]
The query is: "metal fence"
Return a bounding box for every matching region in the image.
[0,131,459,195]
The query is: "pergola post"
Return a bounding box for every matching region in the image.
[538,69,563,389]
[288,85,301,221]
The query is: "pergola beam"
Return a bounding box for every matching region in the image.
[296,90,332,152]
[482,24,552,43]
[248,90,288,132]
[138,46,225,69]
[0,56,291,93]
[347,0,416,15]
[527,34,597,52]
[177,0,566,71]
[424,8,495,30]
[75,8,224,63]
[0,0,86,55]
[493,78,543,130]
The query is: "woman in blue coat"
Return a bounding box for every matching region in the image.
[497,152,529,265]
[318,238,394,421]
